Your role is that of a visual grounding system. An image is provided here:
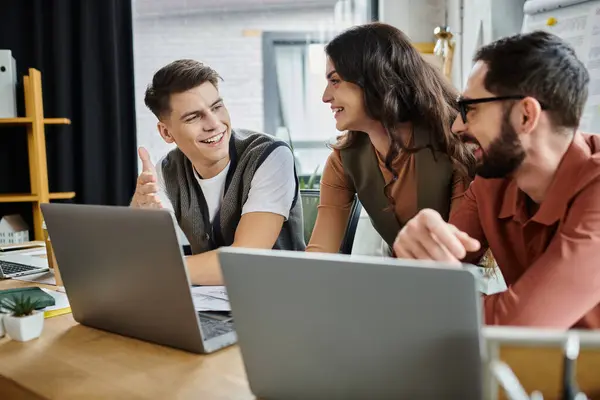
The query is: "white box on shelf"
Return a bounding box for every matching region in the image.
[0,50,17,118]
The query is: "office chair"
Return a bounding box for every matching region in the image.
[300,189,362,254]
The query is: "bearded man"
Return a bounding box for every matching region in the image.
[393,31,600,329]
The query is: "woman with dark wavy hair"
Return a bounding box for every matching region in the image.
[306,22,476,254]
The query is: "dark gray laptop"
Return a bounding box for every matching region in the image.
[40,203,236,354]
[219,248,483,400]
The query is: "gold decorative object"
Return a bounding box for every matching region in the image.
[434,25,455,81]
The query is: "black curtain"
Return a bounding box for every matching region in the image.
[0,0,137,230]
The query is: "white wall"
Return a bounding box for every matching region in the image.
[132,5,351,166]
[459,0,526,87]
[461,0,490,86]
[379,0,447,43]
[447,0,464,90]
[379,0,465,89]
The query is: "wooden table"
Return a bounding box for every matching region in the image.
[2,278,600,400]
[0,279,254,400]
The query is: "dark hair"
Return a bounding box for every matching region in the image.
[474,30,589,129]
[326,22,475,178]
[144,59,222,119]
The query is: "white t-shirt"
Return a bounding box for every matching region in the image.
[155,146,296,244]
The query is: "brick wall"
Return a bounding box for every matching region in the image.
[132,5,349,168]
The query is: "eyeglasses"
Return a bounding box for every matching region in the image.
[456,95,526,124]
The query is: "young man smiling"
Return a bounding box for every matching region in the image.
[393,31,600,329]
[131,59,305,285]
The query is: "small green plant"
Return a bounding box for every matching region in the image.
[299,165,321,190]
[1,294,42,317]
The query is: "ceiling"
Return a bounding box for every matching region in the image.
[133,0,340,18]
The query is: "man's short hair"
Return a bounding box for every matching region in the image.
[144,59,222,119]
[475,31,589,129]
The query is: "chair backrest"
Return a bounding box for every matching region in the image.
[300,189,362,255]
[300,189,320,246]
[342,196,362,254]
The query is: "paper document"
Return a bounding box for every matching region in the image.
[3,247,48,257]
[0,241,45,252]
[40,288,70,312]
[190,286,230,312]
[524,0,590,15]
[523,1,600,134]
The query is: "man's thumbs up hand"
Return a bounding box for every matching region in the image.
[131,147,163,209]
[138,147,156,174]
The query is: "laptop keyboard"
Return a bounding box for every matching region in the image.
[198,314,235,340]
[0,260,39,275]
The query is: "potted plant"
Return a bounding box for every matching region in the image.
[1,294,44,342]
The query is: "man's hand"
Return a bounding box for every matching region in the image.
[393,209,481,264]
[131,147,163,209]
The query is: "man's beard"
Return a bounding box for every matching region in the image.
[476,110,526,179]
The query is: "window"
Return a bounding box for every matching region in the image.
[263,33,336,178]
[262,1,376,178]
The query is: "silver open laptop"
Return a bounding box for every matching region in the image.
[0,252,49,279]
[219,247,483,400]
[40,203,236,354]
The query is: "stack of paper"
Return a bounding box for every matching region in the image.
[190,286,230,312]
[39,288,71,318]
